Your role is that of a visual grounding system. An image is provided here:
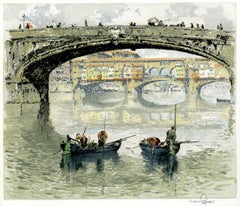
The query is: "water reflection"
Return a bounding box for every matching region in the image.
[60,152,120,173]
[142,152,178,179]
[82,92,125,106]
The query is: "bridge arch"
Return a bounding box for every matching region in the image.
[149,67,159,77]
[159,67,169,76]
[196,80,230,94]
[5,26,235,102]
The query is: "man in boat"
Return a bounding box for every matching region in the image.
[62,135,72,172]
[98,130,108,147]
[165,126,176,146]
[75,133,88,148]
[146,137,161,154]
[165,126,177,177]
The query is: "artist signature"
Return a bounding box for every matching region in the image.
[190,193,215,205]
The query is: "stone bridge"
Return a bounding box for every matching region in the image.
[4,25,235,102]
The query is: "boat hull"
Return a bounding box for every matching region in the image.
[61,139,122,155]
[60,139,122,170]
[139,140,180,156]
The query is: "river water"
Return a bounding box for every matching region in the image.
[3,88,237,200]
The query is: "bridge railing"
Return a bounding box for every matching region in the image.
[8,25,234,42]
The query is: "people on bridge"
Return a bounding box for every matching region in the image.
[26,22,33,29]
[158,20,165,27]
[57,22,62,28]
[180,21,185,27]
[217,23,223,30]
[98,130,108,147]
[129,22,136,26]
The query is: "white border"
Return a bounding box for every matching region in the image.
[1,1,239,206]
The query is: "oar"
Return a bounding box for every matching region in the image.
[53,148,61,154]
[126,145,139,149]
[103,116,106,131]
[178,140,200,144]
[121,134,136,141]
[174,104,177,129]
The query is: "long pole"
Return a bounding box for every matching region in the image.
[174,104,177,128]
[103,115,106,131]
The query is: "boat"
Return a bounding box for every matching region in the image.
[59,136,133,171]
[139,139,200,156]
[139,139,181,156]
[59,134,136,155]
[216,98,231,103]
[60,138,122,155]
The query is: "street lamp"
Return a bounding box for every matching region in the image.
[22,14,26,28]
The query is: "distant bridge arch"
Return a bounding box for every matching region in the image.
[196,79,230,94]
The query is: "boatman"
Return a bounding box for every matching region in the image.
[165,126,177,177]
[62,135,72,172]
[98,130,108,147]
[165,126,176,146]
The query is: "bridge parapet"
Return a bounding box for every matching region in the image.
[7,25,234,41]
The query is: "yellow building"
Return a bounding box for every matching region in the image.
[69,50,228,89]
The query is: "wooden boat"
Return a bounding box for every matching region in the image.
[59,137,127,170]
[139,139,200,156]
[139,139,181,156]
[216,98,231,103]
[59,134,135,155]
[60,138,122,155]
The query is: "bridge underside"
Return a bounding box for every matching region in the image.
[6,33,235,103]
[21,42,234,102]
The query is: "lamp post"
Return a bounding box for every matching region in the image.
[22,14,26,28]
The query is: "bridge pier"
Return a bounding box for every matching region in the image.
[34,82,49,103]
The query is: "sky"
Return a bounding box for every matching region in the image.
[2,1,237,58]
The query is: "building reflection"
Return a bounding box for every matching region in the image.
[70,92,233,128]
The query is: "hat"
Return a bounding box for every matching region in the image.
[67,135,71,140]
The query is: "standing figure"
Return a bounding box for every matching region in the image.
[62,135,72,172]
[165,127,177,177]
[165,126,176,146]
[98,130,108,147]
[85,19,88,27]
